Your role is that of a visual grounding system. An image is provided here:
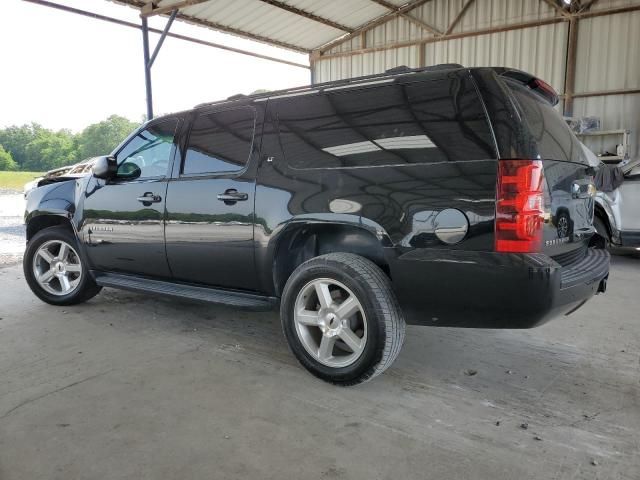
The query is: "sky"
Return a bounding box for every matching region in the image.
[0,0,310,132]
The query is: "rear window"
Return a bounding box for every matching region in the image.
[507,81,586,164]
[182,107,256,175]
[276,76,496,169]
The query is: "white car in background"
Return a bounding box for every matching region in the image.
[594,159,640,250]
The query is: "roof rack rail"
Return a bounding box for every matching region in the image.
[194,63,466,109]
[385,65,414,74]
[385,64,463,75]
[424,63,464,71]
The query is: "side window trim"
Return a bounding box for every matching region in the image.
[111,117,182,183]
[179,105,257,179]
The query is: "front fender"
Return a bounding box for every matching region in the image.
[594,193,619,242]
[24,177,92,241]
[25,180,76,223]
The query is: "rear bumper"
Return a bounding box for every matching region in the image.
[618,230,640,248]
[390,247,609,328]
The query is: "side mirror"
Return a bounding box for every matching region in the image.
[116,161,142,180]
[93,155,117,180]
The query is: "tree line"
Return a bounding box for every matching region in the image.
[0,115,140,172]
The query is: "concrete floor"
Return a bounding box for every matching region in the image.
[1,192,639,479]
[0,254,638,480]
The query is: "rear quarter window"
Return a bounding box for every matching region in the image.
[276,76,496,169]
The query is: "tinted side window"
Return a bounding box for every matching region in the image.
[276,76,495,169]
[507,81,585,164]
[116,119,178,180]
[183,107,256,175]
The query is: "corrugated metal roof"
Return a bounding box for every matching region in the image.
[111,0,413,52]
[180,1,344,51]
[316,0,568,91]
[312,0,640,161]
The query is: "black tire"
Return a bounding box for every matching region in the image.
[555,211,572,238]
[280,253,405,386]
[23,226,102,306]
[594,216,610,248]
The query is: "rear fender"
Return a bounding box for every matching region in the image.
[261,214,393,296]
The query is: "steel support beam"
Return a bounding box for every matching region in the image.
[148,8,178,69]
[22,1,309,69]
[319,16,565,58]
[115,0,309,52]
[319,0,433,53]
[540,0,572,19]
[141,16,154,120]
[141,0,211,17]
[563,17,579,116]
[572,88,640,98]
[143,8,179,120]
[257,0,353,32]
[317,4,640,59]
[444,0,475,35]
[369,0,442,36]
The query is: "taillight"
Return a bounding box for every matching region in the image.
[495,159,545,253]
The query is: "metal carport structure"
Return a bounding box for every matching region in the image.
[25,0,640,161]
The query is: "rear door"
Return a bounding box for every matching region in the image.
[165,106,260,290]
[505,81,596,261]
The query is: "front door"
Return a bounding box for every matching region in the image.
[80,118,181,278]
[165,106,259,291]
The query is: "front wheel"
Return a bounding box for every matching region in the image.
[23,226,102,306]
[280,253,405,386]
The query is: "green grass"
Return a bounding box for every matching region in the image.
[0,171,44,191]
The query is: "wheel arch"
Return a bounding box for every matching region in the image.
[26,213,75,242]
[271,220,392,297]
[594,203,612,238]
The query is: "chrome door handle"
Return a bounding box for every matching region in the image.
[217,190,248,203]
[137,192,162,204]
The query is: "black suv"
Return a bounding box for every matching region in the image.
[24,65,609,385]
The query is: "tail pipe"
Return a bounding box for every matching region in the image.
[597,275,608,294]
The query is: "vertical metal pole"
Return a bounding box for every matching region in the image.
[309,51,320,85]
[141,16,153,120]
[563,17,578,117]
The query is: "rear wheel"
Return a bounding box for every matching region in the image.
[281,253,405,386]
[24,226,102,305]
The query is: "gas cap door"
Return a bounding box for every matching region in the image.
[434,209,469,245]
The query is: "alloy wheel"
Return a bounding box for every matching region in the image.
[32,240,83,296]
[293,278,367,368]
[557,215,569,237]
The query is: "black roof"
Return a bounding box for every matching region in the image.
[193,64,466,109]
